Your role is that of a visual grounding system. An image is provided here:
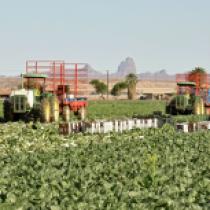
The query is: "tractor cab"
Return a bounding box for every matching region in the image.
[166,81,198,114]
[4,73,51,121]
[22,73,49,99]
[11,73,49,113]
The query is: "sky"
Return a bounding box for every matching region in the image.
[0,0,209,75]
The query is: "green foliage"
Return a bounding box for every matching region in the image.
[87,100,166,120]
[190,67,206,74]
[0,123,209,209]
[189,67,207,88]
[125,74,138,100]
[90,80,107,96]
[111,81,127,96]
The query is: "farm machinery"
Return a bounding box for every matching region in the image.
[166,70,210,115]
[4,60,88,122]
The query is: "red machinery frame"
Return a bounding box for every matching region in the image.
[26,60,88,97]
[176,73,210,96]
[26,60,89,112]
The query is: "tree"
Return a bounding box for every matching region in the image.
[188,67,207,88]
[90,79,107,99]
[111,81,127,97]
[125,73,138,100]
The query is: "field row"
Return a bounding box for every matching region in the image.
[0,123,209,209]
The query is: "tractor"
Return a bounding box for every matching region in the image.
[166,69,210,115]
[3,73,59,122]
[3,60,88,122]
[166,81,205,115]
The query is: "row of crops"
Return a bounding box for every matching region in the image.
[1,99,208,122]
[0,122,209,209]
[87,100,166,120]
[0,100,165,120]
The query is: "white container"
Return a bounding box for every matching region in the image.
[135,119,141,129]
[119,121,123,133]
[176,123,188,133]
[152,118,158,128]
[127,120,134,130]
[140,119,144,128]
[114,120,119,132]
[95,122,101,133]
[122,121,127,131]
[103,121,113,133]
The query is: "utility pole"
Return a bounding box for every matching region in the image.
[106,70,109,100]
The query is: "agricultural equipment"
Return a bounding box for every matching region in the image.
[4,60,88,122]
[166,70,210,115]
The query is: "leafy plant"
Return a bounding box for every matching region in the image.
[0,123,209,209]
[90,80,107,99]
[111,81,127,96]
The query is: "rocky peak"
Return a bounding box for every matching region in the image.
[116,57,136,77]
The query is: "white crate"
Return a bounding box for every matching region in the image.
[119,121,123,133]
[152,118,158,128]
[135,119,141,128]
[122,121,127,131]
[103,121,113,133]
[127,120,134,130]
[95,122,101,133]
[114,120,119,132]
[176,123,188,133]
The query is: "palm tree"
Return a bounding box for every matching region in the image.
[125,73,138,100]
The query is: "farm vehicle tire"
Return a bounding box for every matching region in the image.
[50,96,60,122]
[63,106,70,122]
[3,100,13,122]
[193,99,204,115]
[40,99,51,123]
[78,107,86,120]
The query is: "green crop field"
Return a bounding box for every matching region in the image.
[87,100,166,120]
[0,100,209,209]
[0,99,165,120]
[0,123,209,209]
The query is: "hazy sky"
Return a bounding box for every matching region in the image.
[0,0,209,75]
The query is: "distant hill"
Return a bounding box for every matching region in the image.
[0,57,176,90]
[113,57,136,78]
[138,69,175,81]
[87,57,175,81]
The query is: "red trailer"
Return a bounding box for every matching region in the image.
[25,60,88,120]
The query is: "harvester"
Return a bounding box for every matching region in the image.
[166,69,210,115]
[3,60,88,122]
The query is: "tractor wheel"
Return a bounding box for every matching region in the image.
[63,106,70,122]
[165,105,171,114]
[200,99,205,115]
[50,96,60,122]
[78,107,86,120]
[205,107,210,115]
[193,102,201,115]
[3,100,13,121]
[40,99,51,123]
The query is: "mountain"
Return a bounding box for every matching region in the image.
[85,64,103,78]
[113,57,136,78]
[138,69,175,81]
[0,58,176,91]
[87,57,175,81]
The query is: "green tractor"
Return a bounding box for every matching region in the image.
[166,82,205,115]
[3,73,59,122]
